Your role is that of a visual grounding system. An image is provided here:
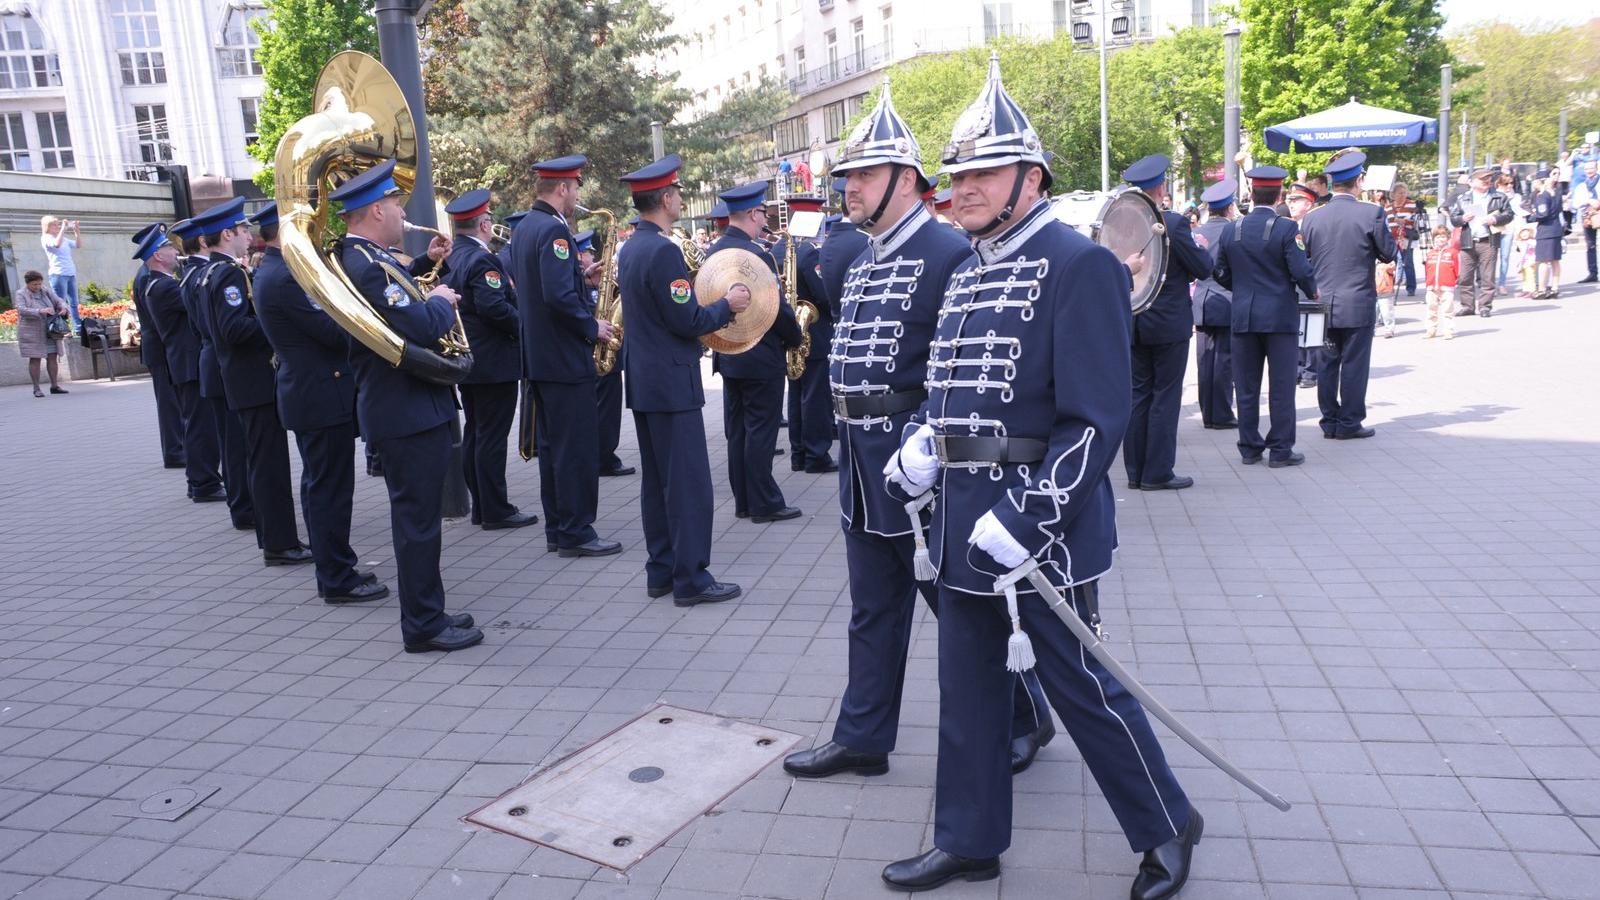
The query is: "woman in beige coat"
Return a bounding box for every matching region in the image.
[14,270,70,397]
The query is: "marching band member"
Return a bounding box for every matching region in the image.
[773,193,836,474]
[179,217,255,527]
[1192,178,1239,430]
[574,229,633,477]
[881,55,1200,897]
[128,223,185,469]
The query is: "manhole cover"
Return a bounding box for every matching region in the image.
[113,785,218,821]
[464,705,800,870]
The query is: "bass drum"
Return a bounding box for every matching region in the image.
[1050,187,1169,314]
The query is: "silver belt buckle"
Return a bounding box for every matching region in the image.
[933,434,953,465]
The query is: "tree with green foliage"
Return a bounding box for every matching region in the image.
[249,0,379,195]
[1114,26,1225,192]
[668,82,793,198]
[1239,0,1451,171]
[1450,21,1600,162]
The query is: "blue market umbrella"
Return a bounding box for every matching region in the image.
[1263,100,1438,153]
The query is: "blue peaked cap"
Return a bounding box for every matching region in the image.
[719,180,769,213]
[1200,179,1237,209]
[573,229,595,252]
[1122,154,1170,190]
[328,160,403,214]
[248,202,278,228]
[192,196,248,237]
[1324,150,1367,183]
[132,226,171,261]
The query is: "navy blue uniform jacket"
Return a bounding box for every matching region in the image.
[615,220,734,413]
[1212,207,1319,334]
[339,236,458,442]
[772,237,832,360]
[1299,195,1397,328]
[512,200,596,383]
[253,246,354,432]
[819,221,870,322]
[1190,216,1233,328]
[446,235,520,384]
[203,253,276,411]
[130,265,167,371]
[178,256,223,396]
[1532,191,1565,240]
[708,225,802,380]
[145,271,200,385]
[1133,208,1211,345]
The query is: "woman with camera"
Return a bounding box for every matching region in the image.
[40,215,83,331]
[14,269,71,397]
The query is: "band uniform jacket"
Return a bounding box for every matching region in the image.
[1212,207,1319,334]
[178,256,225,397]
[145,269,201,384]
[707,225,803,380]
[253,246,355,433]
[819,221,870,322]
[1190,216,1234,328]
[339,236,458,442]
[130,264,168,372]
[830,204,973,537]
[771,236,832,361]
[1132,208,1212,345]
[900,198,1132,597]
[512,200,597,384]
[615,220,735,413]
[203,253,276,411]
[445,234,520,384]
[1298,195,1397,328]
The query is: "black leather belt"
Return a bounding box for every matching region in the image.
[935,435,1047,465]
[833,389,927,419]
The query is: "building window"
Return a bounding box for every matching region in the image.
[983,3,1014,41]
[240,98,260,146]
[1053,0,1069,31]
[1137,0,1152,35]
[218,5,265,78]
[133,103,172,163]
[822,100,847,142]
[851,18,865,69]
[0,14,61,89]
[845,92,867,120]
[112,0,166,85]
[792,46,804,81]
[34,111,72,169]
[824,29,837,80]
[0,112,29,171]
[775,114,809,156]
[882,5,893,56]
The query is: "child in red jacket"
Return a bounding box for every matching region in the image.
[1423,224,1460,340]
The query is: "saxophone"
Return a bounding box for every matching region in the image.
[784,228,817,380]
[587,207,623,376]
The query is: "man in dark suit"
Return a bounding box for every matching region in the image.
[615,155,751,606]
[1121,154,1213,491]
[1213,167,1319,468]
[708,180,804,523]
[446,189,536,531]
[574,229,633,478]
[1299,150,1396,441]
[773,193,836,474]
[511,156,621,557]
[129,224,185,469]
[1192,180,1238,430]
[253,203,387,602]
[179,218,254,527]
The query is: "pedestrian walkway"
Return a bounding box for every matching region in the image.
[0,283,1597,899]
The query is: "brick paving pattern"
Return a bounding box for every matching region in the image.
[1,280,1597,899]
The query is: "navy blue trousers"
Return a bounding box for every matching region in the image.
[532,379,600,548]
[1316,325,1374,437]
[1125,340,1189,486]
[460,381,518,524]
[786,359,834,468]
[1194,327,1235,428]
[934,581,1191,858]
[723,376,787,516]
[173,380,221,496]
[294,421,362,593]
[208,397,254,528]
[835,528,1049,754]
[1233,332,1299,460]
[634,410,716,598]
[238,403,302,553]
[148,360,185,466]
[597,369,624,472]
[371,423,451,645]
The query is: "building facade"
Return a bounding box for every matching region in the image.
[0,0,265,195]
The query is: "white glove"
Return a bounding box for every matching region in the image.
[969,510,1030,568]
[883,424,938,494]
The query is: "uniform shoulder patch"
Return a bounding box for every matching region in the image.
[1295,233,1307,251]
[670,279,691,304]
[552,239,570,260]
[814,263,822,277]
[224,285,243,307]
[484,270,503,290]
[384,282,409,307]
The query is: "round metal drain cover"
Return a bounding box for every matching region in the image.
[628,766,664,784]
[139,788,199,815]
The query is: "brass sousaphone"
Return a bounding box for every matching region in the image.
[273,51,472,384]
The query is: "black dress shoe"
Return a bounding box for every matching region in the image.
[790,460,806,472]
[734,510,749,519]
[1203,422,1238,430]
[1010,714,1056,774]
[1268,451,1305,468]
[751,506,802,523]
[1455,308,1475,316]
[232,517,256,531]
[1127,480,1140,489]
[190,491,226,503]
[646,584,672,599]
[1240,455,1262,465]
[403,625,484,653]
[1138,475,1194,491]
[1577,274,1598,284]
[805,460,840,474]
[675,581,741,608]
[546,543,558,552]
[1131,808,1203,900]
[263,545,314,566]
[558,539,623,558]
[784,741,889,778]
[1335,427,1376,440]
[323,581,390,604]
[599,465,636,477]
[483,511,539,531]
[49,386,69,394]
[882,849,1000,892]
[163,460,186,469]
[1479,309,1492,318]
[773,447,785,456]
[447,612,475,629]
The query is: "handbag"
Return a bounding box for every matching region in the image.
[44,312,70,339]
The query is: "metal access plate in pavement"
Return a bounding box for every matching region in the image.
[464,705,801,870]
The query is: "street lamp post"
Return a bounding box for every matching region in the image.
[1437,64,1451,207]
[1098,2,1110,190]
[1223,27,1241,188]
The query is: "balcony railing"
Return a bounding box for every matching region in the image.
[786,41,890,96]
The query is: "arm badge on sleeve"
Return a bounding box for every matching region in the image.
[224,285,243,307]
[1295,234,1306,251]
[384,282,409,307]
[484,271,503,290]
[670,279,691,304]
[552,239,570,260]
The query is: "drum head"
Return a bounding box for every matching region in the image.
[1050,188,1169,315]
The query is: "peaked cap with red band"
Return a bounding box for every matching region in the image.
[532,154,586,180]
[620,153,683,194]
[445,188,492,222]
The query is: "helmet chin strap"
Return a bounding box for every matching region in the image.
[859,163,904,229]
[967,166,1029,239]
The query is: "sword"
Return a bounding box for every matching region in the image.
[996,560,1292,812]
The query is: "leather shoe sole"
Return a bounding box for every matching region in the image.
[599,466,636,477]
[558,540,623,558]
[1138,476,1194,490]
[1334,428,1376,440]
[483,512,539,530]
[675,582,741,607]
[263,547,314,566]
[323,583,390,604]
[882,850,1000,892]
[404,626,484,653]
[1268,453,1305,468]
[783,743,890,778]
[751,507,802,523]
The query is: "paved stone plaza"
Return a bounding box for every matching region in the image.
[2,280,1599,900]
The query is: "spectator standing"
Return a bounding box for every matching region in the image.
[1388,183,1420,298]
[1570,159,1599,284]
[40,215,83,331]
[1421,225,1459,340]
[1496,173,1526,288]
[1448,168,1514,316]
[1511,226,1537,297]
[13,270,71,397]
[1531,169,1565,298]
[1555,151,1574,229]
